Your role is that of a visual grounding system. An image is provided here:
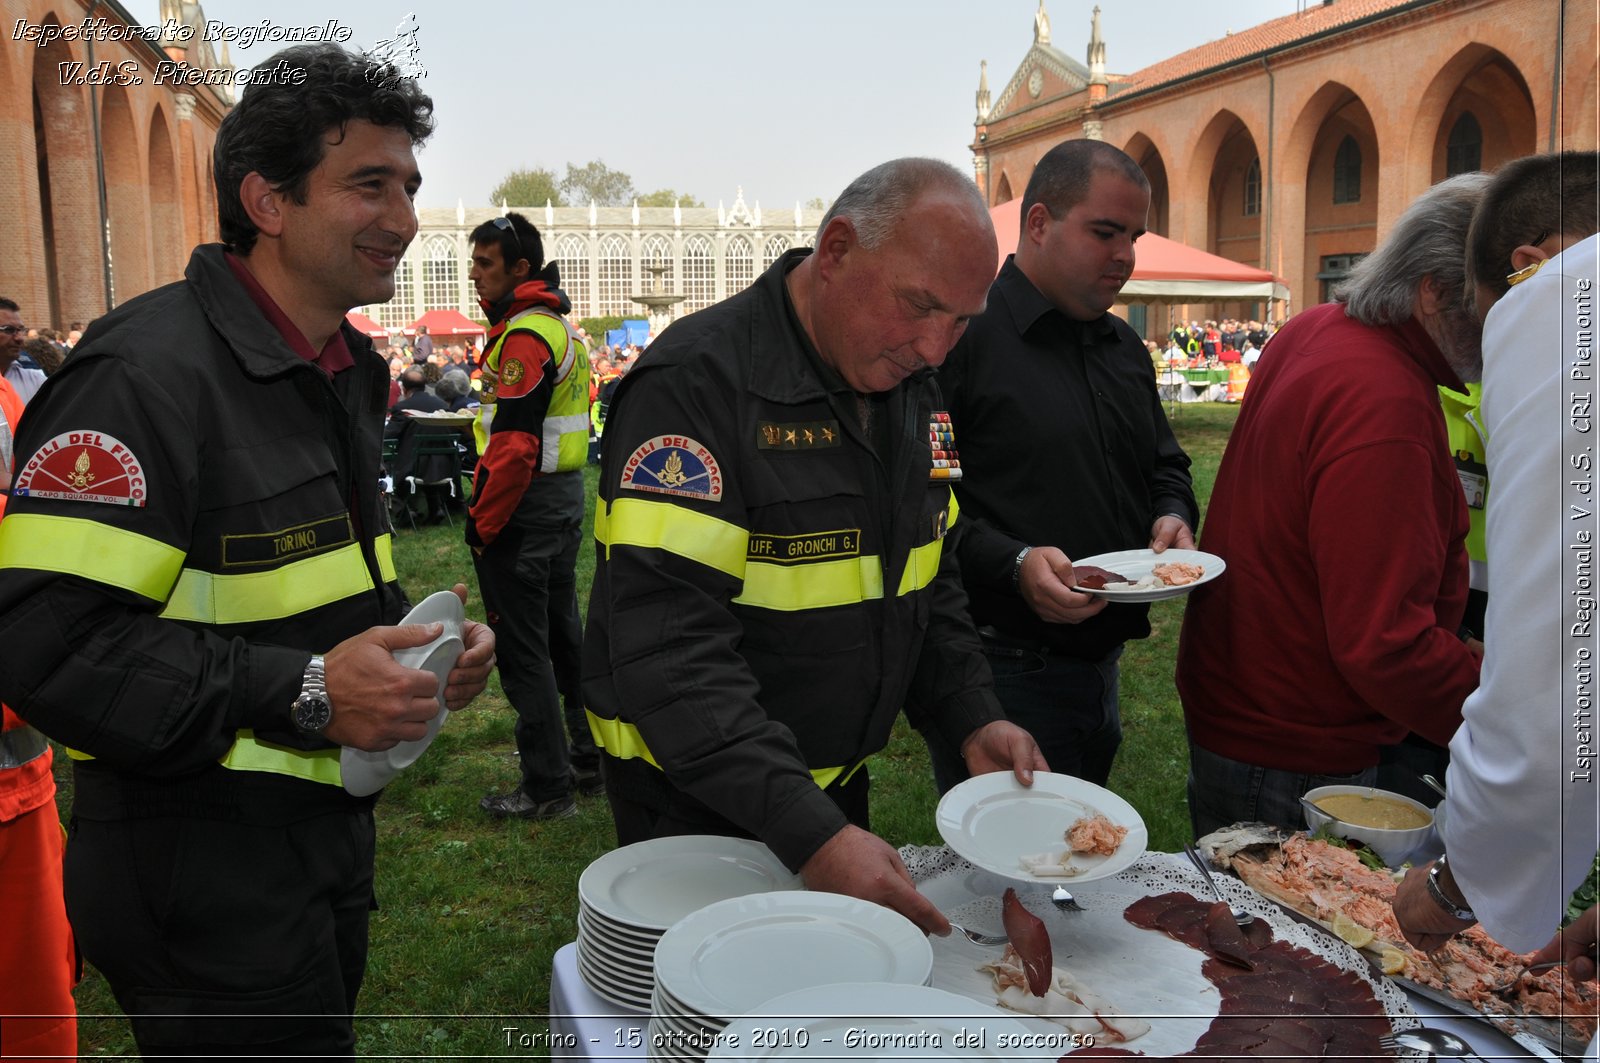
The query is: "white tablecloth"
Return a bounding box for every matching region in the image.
[549,942,646,1061]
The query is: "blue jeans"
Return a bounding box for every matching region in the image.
[925,639,1123,793]
[1186,740,1377,838]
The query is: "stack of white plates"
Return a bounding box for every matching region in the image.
[575,836,802,1010]
[648,892,935,1063]
[708,983,1048,1061]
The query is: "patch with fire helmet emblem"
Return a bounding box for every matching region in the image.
[619,435,722,502]
[13,431,149,507]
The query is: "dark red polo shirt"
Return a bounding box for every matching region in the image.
[225,253,355,376]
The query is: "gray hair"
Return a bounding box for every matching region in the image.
[815,157,988,249]
[435,369,471,402]
[1336,172,1492,326]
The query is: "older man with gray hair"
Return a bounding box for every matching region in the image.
[1176,173,1490,837]
[583,157,1045,933]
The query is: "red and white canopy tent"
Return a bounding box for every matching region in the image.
[344,311,388,339]
[988,199,1290,306]
[402,310,487,339]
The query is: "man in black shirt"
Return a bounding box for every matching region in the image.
[922,139,1197,790]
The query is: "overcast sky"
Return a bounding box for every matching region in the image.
[131,0,1304,211]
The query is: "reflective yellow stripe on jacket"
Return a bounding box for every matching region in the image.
[0,514,397,619]
[1,514,397,787]
[65,731,343,785]
[588,490,958,775]
[594,490,957,611]
[163,535,397,624]
[584,711,864,790]
[0,512,185,601]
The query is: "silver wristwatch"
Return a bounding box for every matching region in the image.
[290,654,332,735]
[1011,546,1033,587]
[1426,854,1476,922]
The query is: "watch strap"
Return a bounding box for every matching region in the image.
[1426,855,1477,922]
[1011,546,1032,587]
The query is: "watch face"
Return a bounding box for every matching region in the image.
[1027,69,1044,98]
[293,695,332,734]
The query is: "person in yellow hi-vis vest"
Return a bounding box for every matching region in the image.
[466,212,597,821]
[0,46,496,1058]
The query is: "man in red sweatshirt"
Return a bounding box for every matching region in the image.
[466,212,597,820]
[1176,174,1489,837]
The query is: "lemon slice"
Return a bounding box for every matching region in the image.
[1378,946,1408,976]
[1331,911,1376,950]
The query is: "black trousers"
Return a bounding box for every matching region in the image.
[65,809,375,1059]
[473,507,596,800]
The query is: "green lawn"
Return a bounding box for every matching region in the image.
[66,404,1242,1058]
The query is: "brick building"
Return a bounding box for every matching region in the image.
[972,0,1597,324]
[1,0,229,331]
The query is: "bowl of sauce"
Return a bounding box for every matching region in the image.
[1301,785,1435,867]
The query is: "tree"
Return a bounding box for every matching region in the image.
[636,189,705,208]
[489,168,563,208]
[805,196,829,212]
[561,161,635,207]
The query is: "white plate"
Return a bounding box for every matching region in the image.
[578,835,801,933]
[398,588,466,641]
[577,934,656,979]
[578,947,655,992]
[653,985,727,1032]
[653,891,933,1021]
[1068,547,1225,602]
[580,899,673,942]
[340,632,462,797]
[578,912,658,960]
[935,772,1148,884]
[709,983,1049,1062]
[648,1016,722,1063]
[340,590,465,796]
[577,951,653,1010]
[576,928,656,966]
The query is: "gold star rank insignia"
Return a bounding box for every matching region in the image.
[755,420,844,450]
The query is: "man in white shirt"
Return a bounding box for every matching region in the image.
[1393,154,1599,1055]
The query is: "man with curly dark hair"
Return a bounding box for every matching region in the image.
[0,43,495,1058]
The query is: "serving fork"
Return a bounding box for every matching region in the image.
[1491,959,1597,998]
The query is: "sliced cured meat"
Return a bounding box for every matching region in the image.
[1240,917,1274,949]
[1116,891,1391,1057]
[1074,565,1128,589]
[1151,901,1213,949]
[1217,992,1301,1016]
[1001,887,1051,997]
[1123,891,1189,925]
[1202,902,1255,970]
